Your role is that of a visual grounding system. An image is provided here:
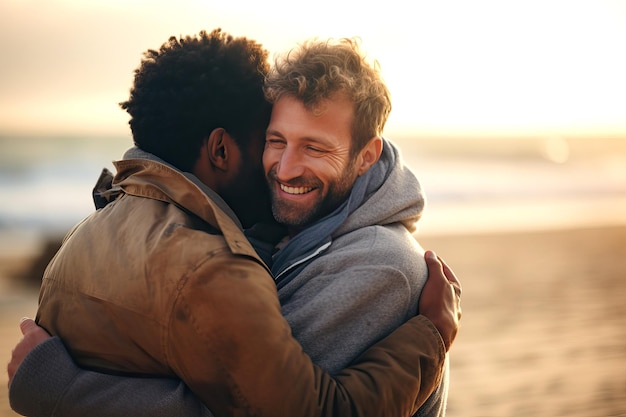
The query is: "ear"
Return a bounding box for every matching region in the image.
[356,136,383,176]
[206,128,229,171]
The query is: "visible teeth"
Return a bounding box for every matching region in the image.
[280,184,313,195]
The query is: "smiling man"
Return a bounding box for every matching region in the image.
[265,94,371,231]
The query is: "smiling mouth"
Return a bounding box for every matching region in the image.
[280,183,314,195]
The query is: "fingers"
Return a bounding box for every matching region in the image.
[428,251,462,298]
[435,255,462,320]
[424,250,444,277]
[438,256,462,297]
[8,318,51,387]
[19,317,38,335]
[420,250,462,342]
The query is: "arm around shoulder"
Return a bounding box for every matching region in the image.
[9,337,80,417]
[9,336,213,417]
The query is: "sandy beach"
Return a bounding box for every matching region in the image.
[1,225,625,417]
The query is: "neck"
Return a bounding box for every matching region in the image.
[286,226,303,238]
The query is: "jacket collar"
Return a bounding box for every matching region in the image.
[111,156,266,270]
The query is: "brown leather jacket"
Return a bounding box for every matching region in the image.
[36,157,445,417]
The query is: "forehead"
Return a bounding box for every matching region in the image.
[268,95,354,146]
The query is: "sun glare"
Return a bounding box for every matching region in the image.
[1,0,625,138]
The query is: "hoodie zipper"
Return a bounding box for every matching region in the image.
[274,241,332,283]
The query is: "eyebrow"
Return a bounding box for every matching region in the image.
[266,128,335,148]
[265,128,284,138]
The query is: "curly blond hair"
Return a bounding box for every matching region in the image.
[264,37,391,154]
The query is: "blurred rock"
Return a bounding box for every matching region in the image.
[16,236,63,286]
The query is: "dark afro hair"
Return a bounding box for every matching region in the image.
[120,28,271,172]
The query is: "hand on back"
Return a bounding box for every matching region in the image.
[7,318,51,387]
[420,251,462,351]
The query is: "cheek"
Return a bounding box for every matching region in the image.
[318,156,348,178]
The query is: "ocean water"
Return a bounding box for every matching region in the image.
[393,135,626,236]
[0,135,131,255]
[1,134,625,255]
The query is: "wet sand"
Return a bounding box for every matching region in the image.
[1,225,625,417]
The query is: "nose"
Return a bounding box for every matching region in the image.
[274,146,305,181]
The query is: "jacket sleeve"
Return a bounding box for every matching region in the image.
[166,256,445,417]
[8,316,444,417]
[8,337,215,417]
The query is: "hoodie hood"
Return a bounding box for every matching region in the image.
[335,138,424,236]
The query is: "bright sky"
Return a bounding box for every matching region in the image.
[1,0,625,138]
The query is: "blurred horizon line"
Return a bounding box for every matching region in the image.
[2,129,626,141]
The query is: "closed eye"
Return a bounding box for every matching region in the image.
[266,138,286,148]
[306,145,325,154]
